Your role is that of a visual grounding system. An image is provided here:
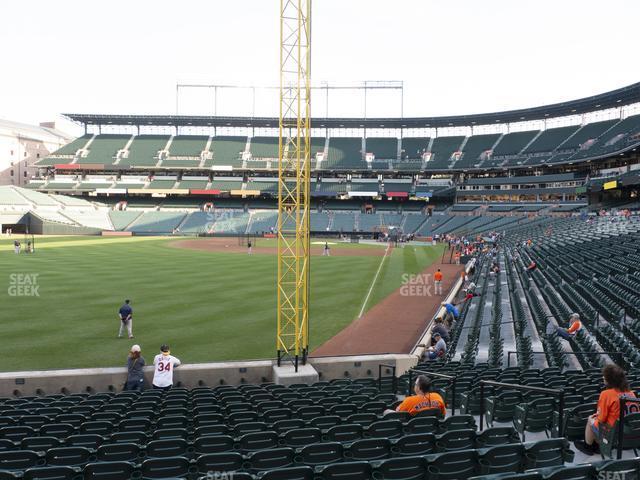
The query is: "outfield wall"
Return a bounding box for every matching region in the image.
[0,354,417,397]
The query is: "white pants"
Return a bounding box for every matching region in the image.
[119,319,133,338]
[323,250,330,256]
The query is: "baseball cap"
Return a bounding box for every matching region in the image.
[160,344,170,352]
[131,344,141,353]
[433,332,441,338]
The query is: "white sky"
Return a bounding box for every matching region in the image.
[1,0,638,134]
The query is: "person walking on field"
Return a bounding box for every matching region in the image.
[118,299,134,339]
[323,242,330,256]
[124,344,145,391]
[434,269,443,294]
[152,344,181,391]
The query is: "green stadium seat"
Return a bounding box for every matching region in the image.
[477,444,524,475]
[64,434,103,450]
[96,442,140,462]
[140,456,192,479]
[325,424,363,443]
[196,452,244,475]
[259,466,315,480]
[347,438,392,461]
[373,455,427,480]
[436,429,476,452]
[238,431,280,452]
[392,433,437,457]
[475,427,521,448]
[513,398,556,441]
[298,442,344,466]
[0,450,44,471]
[246,447,295,472]
[83,461,136,480]
[22,466,77,480]
[425,449,477,480]
[109,431,147,444]
[522,439,574,469]
[404,416,439,434]
[145,438,189,459]
[318,461,373,480]
[45,446,92,467]
[282,428,322,448]
[193,435,234,455]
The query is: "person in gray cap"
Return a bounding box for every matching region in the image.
[427,332,447,360]
[124,344,145,391]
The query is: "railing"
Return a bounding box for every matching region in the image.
[617,396,640,459]
[377,364,397,393]
[407,369,457,416]
[506,350,624,367]
[479,379,565,433]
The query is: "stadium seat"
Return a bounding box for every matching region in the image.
[83,461,136,480]
[318,461,373,480]
[374,456,427,480]
[297,442,344,466]
[246,447,295,472]
[21,466,77,480]
[476,444,524,475]
[140,456,192,479]
[193,435,235,455]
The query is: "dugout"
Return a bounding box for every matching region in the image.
[0,213,28,234]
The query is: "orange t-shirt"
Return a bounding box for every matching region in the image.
[396,392,446,416]
[434,272,443,282]
[567,320,582,334]
[596,388,637,427]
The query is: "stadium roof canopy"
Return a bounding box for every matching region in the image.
[64,82,640,129]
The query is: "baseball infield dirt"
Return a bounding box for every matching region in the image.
[170,237,387,257]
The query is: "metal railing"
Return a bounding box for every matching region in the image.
[479,379,565,434]
[506,350,624,367]
[617,395,640,459]
[408,369,457,416]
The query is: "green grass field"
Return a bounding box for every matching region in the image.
[1,236,443,371]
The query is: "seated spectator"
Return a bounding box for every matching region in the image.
[526,261,537,273]
[556,313,582,340]
[426,332,446,360]
[574,364,637,455]
[441,302,459,327]
[384,375,446,417]
[431,317,450,344]
[458,289,480,304]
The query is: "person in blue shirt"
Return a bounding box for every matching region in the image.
[118,299,134,339]
[441,302,459,327]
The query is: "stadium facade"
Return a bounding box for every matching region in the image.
[1,83,639,235]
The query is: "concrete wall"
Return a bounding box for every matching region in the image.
[0,353,418,397]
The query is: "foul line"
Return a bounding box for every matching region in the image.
[357,243,392,318]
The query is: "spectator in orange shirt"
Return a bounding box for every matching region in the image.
[384,375,446,417]
[574,364,637,455]
[556,313,582,340]
[434,269,443,294]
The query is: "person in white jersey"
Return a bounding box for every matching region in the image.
[152,344,181,391]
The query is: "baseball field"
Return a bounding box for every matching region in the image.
[1,235,445,371]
